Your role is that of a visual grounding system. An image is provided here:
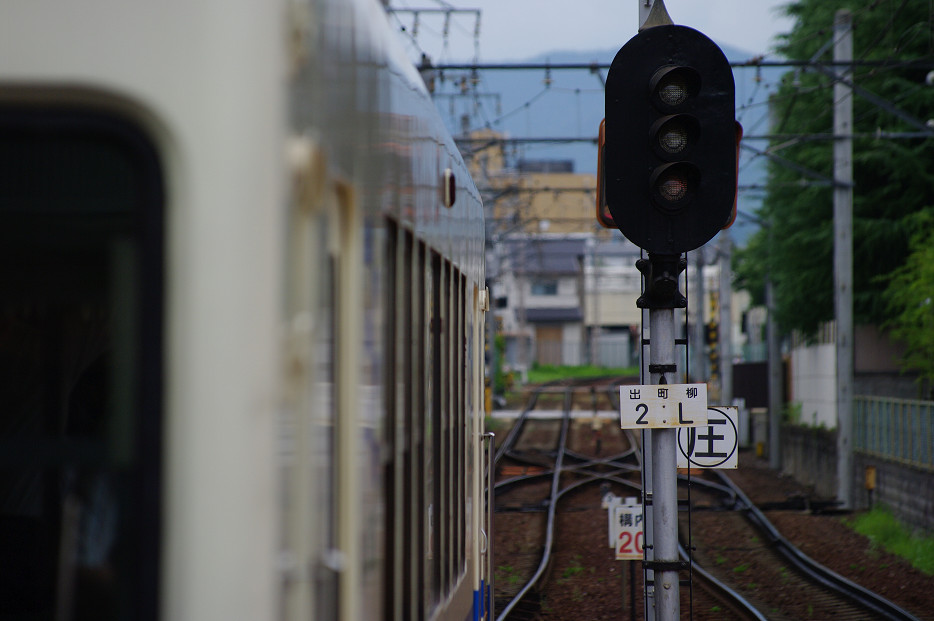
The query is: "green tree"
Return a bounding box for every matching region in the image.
[736,1,934,338]
[884,209,934,385]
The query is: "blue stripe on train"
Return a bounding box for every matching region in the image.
[473,578,486,620]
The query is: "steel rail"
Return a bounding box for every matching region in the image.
[496,381,643,619]
[605,383,776,619]
[492,377,572,465]
[491,394,539,466]
[495,388,573,621]
[678,542,769,621]
[715,471,921,621]
[495,378,773,620]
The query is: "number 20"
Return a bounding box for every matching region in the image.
[618,530,644,554]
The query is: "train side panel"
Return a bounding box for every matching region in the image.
[0,2,287,619]
[285,1,487,619]
[0,0,486,620]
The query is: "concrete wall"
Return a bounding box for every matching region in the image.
[780,425,838,498]
[853,454,934,534]
[779,425,934,534]
[789,342,837,427]
[787,323,927,426]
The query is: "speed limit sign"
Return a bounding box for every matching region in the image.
[613,503,644,561]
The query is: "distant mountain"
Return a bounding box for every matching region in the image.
[431,43,787,245]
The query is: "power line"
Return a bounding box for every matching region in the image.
[455,131,933,147]
[423,59,934,72]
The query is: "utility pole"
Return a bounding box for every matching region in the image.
[589,236,599,365]
[719,232,733,406]
[767,274,783,470]
[834,9,854,509]
[691,250,706,383]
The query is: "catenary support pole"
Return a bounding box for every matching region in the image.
[691,250,706,383]
[834,9,854,510]
[767,276,782,470]
[719,232,733,406]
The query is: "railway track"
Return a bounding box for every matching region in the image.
[492,379,922,620]
[682,471,920,620]
[493,379,640,620]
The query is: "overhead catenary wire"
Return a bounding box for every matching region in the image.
[423,3,934,247]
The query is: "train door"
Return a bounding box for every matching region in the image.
[281,156,369,621]
[0,105,164,621]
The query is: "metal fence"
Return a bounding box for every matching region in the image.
[854,396,934,471]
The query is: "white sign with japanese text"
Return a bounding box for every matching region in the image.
[619,383,708,429]
[613,503,644,561]
[677,406,739,469]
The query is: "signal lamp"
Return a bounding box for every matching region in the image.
[603,25,737,254]
[650,66,700,110]
[651,115,699,158]
[650,162,698,211]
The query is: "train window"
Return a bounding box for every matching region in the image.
[0,107,164,621]
[456,272,466,577]
[383,218,414,621]
[416,241,428,618]
[383,219,399,619]
[441,257,452,596]
[384,226,473,619]
[404,229,419,621]
[428,250,442,611]
[315,221,339,620]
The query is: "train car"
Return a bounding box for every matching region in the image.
[0,1,490,620]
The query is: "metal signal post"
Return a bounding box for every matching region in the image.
[603,6,738,618]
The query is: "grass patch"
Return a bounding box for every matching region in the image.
[846,506,934,575]
[496,564,523,585]
[559,555,587,582]
[527,363,638,384]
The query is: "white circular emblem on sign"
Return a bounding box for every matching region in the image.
[677,406,738,468]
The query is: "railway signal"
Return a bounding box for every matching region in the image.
[603,25,737,254]
[601,14,741,621]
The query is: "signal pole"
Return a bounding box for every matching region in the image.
[604,5,736,618]
[638,254,687,620]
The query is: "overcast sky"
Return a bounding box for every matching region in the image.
[388,0,796,62]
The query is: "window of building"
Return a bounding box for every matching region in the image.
[530,279,558,296]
